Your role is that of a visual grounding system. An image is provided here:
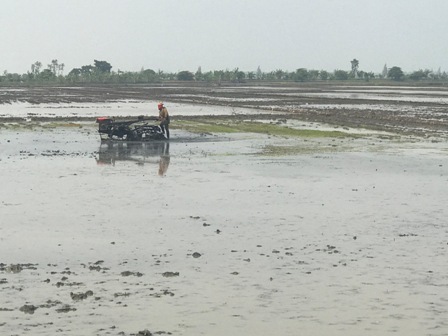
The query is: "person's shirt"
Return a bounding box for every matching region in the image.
[159,107,169,120]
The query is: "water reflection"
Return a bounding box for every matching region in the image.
[96,141,170,175]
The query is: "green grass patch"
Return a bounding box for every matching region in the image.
[0,123,34,130]
[41,122,83,128]
[260,144,347,156]
[172,120,241,134]
[0,121,85,130]
[174,120,355,138]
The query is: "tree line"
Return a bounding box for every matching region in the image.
[1,58,447,84]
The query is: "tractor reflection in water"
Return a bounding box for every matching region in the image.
[96,141,170,176]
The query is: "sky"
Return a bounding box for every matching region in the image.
[1,0,448,75]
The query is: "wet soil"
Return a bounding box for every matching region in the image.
[1,82,448,137]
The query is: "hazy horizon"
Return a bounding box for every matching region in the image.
[2,0,448,75]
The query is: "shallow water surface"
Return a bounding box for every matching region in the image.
[1,127,447,336]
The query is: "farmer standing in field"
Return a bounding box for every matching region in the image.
[157,102,170,139]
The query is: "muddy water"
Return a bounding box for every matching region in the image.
[1,125,448,336]
[0,100,270,119]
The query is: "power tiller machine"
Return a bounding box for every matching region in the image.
[96,116,166,141]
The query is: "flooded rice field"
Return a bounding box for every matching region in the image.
[2,83,448,137]
[1,84,448,335]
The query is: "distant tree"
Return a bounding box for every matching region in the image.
[1,71,21,82]
[334,69,349,80]
[214,70,224,81]
[81,65,95,75]
[156,69,167,80]
[388,66,404,81]
[235,69,246,82]
[273,69,285,80]
[177,70,195,81]
[256,66,262,80]
[38,69,56,81]
[247,71,255,80]
[381,64,388,78]
[31,61,42,78]
[140,69,157,82]
[264,71,276,81]
[58,63,65,76]
[363,72,375,81]
[409,69,428,81]
[294,68,309,82]
[201,71,214,82]
[195,66,203,80]
[24,71,34,81]
[68,68,82,77]
[117,71,140,83]
[308,70,319,80]
[319,70,329,80]
[428,69,439,80]
[225,69,235,81]
[142,69,156,76]
[47,59,59,75]
[350,59,359,78]
[166,72,177,80]
[94,60,112,73]
[40,59,65,77]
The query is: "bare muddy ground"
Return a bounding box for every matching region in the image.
[1,85,448,335]
[1,82,448,136]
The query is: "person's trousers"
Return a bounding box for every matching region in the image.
[160,119,170,139]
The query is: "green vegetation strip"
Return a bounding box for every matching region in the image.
[40,122,84,128]
[174,119,354,138]
[0,121,87,130]
[260,144,345,156]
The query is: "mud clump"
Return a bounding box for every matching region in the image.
[6,264,23,273]
[2,263,38,273]
[70,290,94,301]
[162,272,179,277]
[121,271,143,277]
[134,330,172,335]
[149,289,175,298]
[85,260,109,272]
[56,304,77,313]
[136,330,153,336]
[19,304,38,314]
